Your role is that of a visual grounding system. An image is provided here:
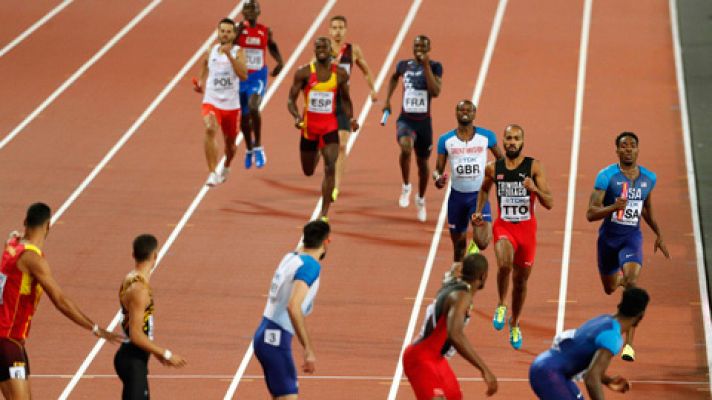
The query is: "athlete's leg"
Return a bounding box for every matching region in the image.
[495,238,515,306]
[203,113,220,172]
[597,235,624,294]
[221,110,239,169]
[415,155,429,199]
[223,134,237,168]
[621,262,642,347]
[239,91,253,151]
[319,140,339,218]
[511,263,533,326]
[300,134,320,176]
[249,94,263,147]
[0,379,31,400]
[470,198,492,250]
[451,231,467,262]
[399,135,414,185]
[334,129,350,193]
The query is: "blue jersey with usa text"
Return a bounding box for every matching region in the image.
[594,164,656,236]
[396,59,443,120]
[537,314,623,379]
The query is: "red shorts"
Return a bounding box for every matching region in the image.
[300,129,339,151]
[201,104,240,139]
[403,345,462,400]
[493,218,537,267]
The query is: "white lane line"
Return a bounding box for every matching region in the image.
[0,0,74,58]
[555,0,593,335]
[669,0,712,390]
[0,0,161,150]
[55,1,251,397]
[386,1,508,399]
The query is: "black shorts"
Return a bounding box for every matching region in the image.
[335,97,351,131]
[0,338,29,381]
[114,342,150,400]
[300,130,339,151]
[396,115,433,158]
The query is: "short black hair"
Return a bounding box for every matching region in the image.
[505,124,524,138]
[218,17,236,32]
[302,220,330,249]
[461,253,488,282]
[615,131,638,147]
[25,202,51,228]
[133,234,158,262]
[330,15,347,26]
[618,287,649,317]
[456,99,476,112]
[415,35,431,46]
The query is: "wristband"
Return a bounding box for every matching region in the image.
[163,349,173,361]
[92,324,100,336]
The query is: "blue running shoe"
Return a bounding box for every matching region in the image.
[245,150,253,169]
[255,147,266,168]
[509,321,522,350]
[493,305,507,331]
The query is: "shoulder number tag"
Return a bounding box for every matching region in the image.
[264,329,281,347]
[0,273,6,305]
[9,364,26,380]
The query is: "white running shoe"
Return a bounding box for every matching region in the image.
[206,171,223,187]
[399,183,412,208]
[416,196,426,222]
[220,167,231,182]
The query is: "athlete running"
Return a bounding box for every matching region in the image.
[194,18,247,186]
[236,0,284,169]
[433,100,502,261]
[327,15,378,201]
[529,287,649,399]
[473,124,553,350]
[383,35,442,222]
[586,131,669,362]
[287,37,356,221]
[403,253,497,399]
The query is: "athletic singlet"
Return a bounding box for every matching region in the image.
[0,238,43,340]
[203,43,241,110]
[413,281,471,357]
[236,22,269,73]
[396,59,443,119]
[333,43,353,75]
[495,157,537,223]
[437,127,497,193]
[594,164,656,236]
[119,273,155,342]
[303,63,338,135]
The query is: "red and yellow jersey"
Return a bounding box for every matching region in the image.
[0,238,43,340]
[236,22,269,73]
[302,63,338,135]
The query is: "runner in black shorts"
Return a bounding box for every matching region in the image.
[114,235,186,399]
[384,35,442,222]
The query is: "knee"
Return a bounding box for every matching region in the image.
[249,104,260,117]
[205,127,217,138]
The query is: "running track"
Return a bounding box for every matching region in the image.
[0,1,708,399]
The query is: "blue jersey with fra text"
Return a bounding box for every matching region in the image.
[396,59,443,120]
[594,164,656,237]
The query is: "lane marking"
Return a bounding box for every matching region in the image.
[0,0,74,58]
[386,1,509,399]
[669,0,712,390]
[555,0,593,335]
[0,0,161,150]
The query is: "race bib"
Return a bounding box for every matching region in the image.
[403,89,427,113]
[264,329,282,346]
[146,315,154,341]
[245,48,264,70]
[212,72,235,91]
[612,200,643,226]
[500,196,531,222]
[9,364,26,380]
[308,91,334,114]
[453,158,481,179]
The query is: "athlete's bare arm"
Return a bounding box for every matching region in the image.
[352,44,377,101]
[267,28,284,77]
[473,162,496,224]
[586,189,626,222]
[287,281,316,373]
[489,145,504,160]
[525,160,553,210]
[419,53,442,97]
[122,282,186,367]
[433,153,448,189]
[195,48,210,93]
[287,66,310,127]
[382,69,402,114]
[445,291,497,396]
[336,67,358,131]
[222,44,248,81]
[19,252,121,342]
[642,192,670,258]
[585,348,630,399]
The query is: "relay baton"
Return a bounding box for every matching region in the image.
[617,181,628,220]
[380,110,390,126]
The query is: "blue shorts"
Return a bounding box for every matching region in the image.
[529,353,583,400]
[447,189,491,233]
[239,67,268,109]
[596,230,643,276]
[396,115,433,158]
[253,318,297,397]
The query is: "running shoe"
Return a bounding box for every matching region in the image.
[416,196,426,222]
[206,171,223,187]
[244,150,253,169]
[466,239,480,255]
[493,304,507,331]
[255,147,266,168]
[509,321,523,350]
[621,344,635,362]
[399,184,412,208]
[320,215,329,223]
[331,187,340,202]
[220,167,231,182]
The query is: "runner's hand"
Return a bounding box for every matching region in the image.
[435,173,448,189]
[605,375,630,393]
[523,177,537,193]
[302,349,316,373]
[382,103,391,114]
[94,327,124,344]
[350,119,359,132]
[613,197,627,211]
[654,236,670,259]
[271,64,284,77]
[192,77,203,94]
[220,43,233,56]
[370,90,378,102]
[482,369,498,396]
[294,117,305,130]
[165,353,187,368]
[472,213,485,227]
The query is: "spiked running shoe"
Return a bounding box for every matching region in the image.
[493,305,507,331]
[621,344,635,362]
[255,147,266,168]
[509,322,523,350]
[244,150,253,169]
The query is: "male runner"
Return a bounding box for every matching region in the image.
[0,203,120,399]
[253,220,330,399]
[194,18,247,186]
[586,131,668,361]
[433,100,502,261]
[529,287,649,400]
[327,15,378,201]
[384,35,442,222]
[473,124,553,350]
[403,253,497,399]
[114,234,186,399]
[287,37,355,221]
[236,0,284,169]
